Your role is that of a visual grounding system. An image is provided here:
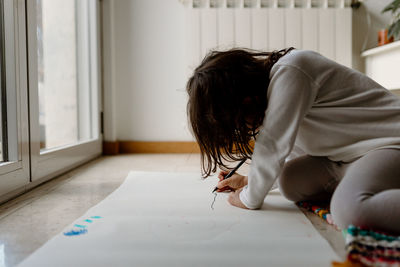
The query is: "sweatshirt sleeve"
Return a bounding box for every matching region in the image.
[239,64,318,209]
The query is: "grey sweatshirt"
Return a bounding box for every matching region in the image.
[239,49,400,209]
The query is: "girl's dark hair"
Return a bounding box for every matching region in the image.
[186,47,294,178]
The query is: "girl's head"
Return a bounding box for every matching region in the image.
[186,48,293,177]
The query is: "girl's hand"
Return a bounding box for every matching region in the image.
[216,171,248,192]
[228,188,249,209]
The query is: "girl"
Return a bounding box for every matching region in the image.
[186,48,400,235]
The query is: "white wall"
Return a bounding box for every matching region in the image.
[104,0,189,142]
[103,0,394,142]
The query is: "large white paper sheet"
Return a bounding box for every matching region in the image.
[19,171,338,267]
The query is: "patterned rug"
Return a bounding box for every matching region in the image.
[297,201,335,226]
[296,201,400,267]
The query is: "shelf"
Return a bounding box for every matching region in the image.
[361,41,400,58]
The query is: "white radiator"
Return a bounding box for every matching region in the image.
[182,0,352,74]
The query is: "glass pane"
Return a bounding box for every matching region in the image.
[0,70,3,163]
[0,0,4,162]
[36,0,94,151]
[0,78,3,163]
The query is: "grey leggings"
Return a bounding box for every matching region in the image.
[277,148,400,235]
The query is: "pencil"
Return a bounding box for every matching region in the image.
[212,158,247,193]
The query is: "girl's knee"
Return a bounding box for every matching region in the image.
[279,155,335,202]
[278,160,304,202]
[330,193,347,229]
[330,189,366,230]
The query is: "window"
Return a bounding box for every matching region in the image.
[0,0,6,163]
[27,0,101,182]
[36,0,98,151]
[0,0,30,200]
[0,0,101,202]
[0,1,4,162]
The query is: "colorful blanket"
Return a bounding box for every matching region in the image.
[297,201,400,267]
[296,201,335,226]
[343,225,400,267]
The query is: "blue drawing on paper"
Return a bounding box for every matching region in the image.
[63,229,88,236]
[63,216,103,237]
[74,224,87,228]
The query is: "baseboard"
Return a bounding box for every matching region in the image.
[103,141,120,155]
[102,141,200,154]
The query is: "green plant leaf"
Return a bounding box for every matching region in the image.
[394,21,400,38]
[394,0,400,13]
[382,0,400,13]
[382,2,394,13]
[388,20,400,39]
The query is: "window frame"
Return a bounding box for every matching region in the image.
[0,0,30,202]
[26,0,102,185]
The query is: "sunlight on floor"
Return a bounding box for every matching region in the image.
[0,244,5,267]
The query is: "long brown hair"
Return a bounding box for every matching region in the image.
[186,47,294,177]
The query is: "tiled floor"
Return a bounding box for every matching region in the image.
[0,154,345,266]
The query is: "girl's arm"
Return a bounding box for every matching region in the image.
[239,64,318,209]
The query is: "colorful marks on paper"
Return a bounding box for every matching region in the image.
[63,216,103,237]
[63,229,88,236]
